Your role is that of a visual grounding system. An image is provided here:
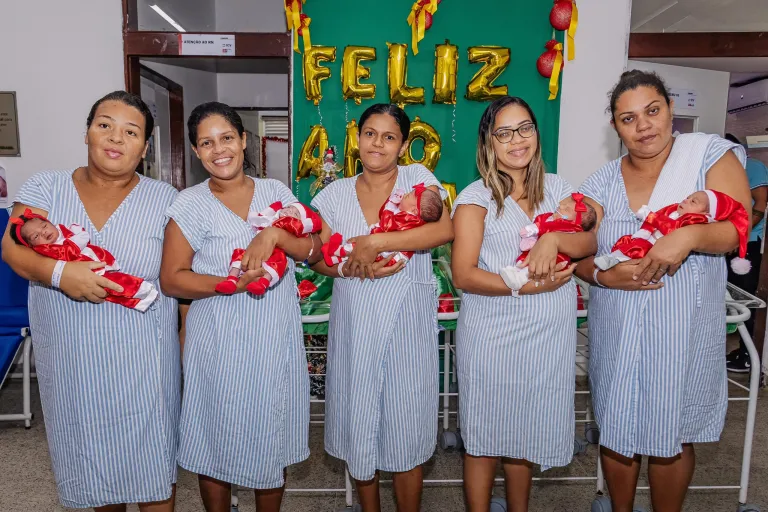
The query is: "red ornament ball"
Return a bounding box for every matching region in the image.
[425,11,433,29]
[550,0,573,31]
[537,50,558,78]
[545,39,560,51]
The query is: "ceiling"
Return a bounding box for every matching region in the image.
[141,57,288,74]
[631,0,768,33]
[636,58,768,79]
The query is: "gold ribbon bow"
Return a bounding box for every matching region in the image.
[285,0,306,53]
[567,1,578,61]
[297,14,311,53]
[407,0,438,55]
[549,42,564,101]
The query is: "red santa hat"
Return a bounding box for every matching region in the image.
[290,203,323,235]
[703,189,751,275]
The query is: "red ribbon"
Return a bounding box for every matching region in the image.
[438,293,455,313]
[10,208,49,248]
[572,192,586,225]
[297,279,317,299]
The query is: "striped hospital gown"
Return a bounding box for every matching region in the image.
[580,135,747,458]
[15,170,180,509]
[167,177,309,489]
[311,164,445,480]
[452,175,576,469]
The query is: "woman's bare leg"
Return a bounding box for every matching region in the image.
[392,465,423,512]
[501,457,533,512]
[355,473,381,512]
[198,474,231,512]
[138,484,176,512]
[464,454,497,511]
[648,443,695,512]
[600,446,642,512]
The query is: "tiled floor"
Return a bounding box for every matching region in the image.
[1,367,766,511]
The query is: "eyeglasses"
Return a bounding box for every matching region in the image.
[492,123,537,143]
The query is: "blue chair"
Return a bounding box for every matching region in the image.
[0,208,33,428]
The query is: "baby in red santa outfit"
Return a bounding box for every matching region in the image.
[594,189,751,274]
[500,193,597,293]
[215,202,321,296]
[321,183,444,269]
[10,209,157,312]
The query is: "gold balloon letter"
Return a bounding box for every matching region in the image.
[433,41,458,104]
[343,120,361,178]
[465,46,510,102]
[387,43,425,108]
[296,125,329,181]
[303,46,336,105]
[398,116,441,171]
[341,46,377,105]
[441,182,457,211]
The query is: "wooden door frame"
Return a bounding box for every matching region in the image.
[121,0,292,190]
[137,65,186,190]
[629,31,768,365]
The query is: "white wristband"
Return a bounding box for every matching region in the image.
[593,267,605,288]
[51,261,66,289]
[337,262,347,279]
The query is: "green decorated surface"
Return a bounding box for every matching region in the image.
[291,0,562,204]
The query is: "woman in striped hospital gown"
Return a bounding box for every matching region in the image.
[575,70,750,512]
[161,103,315,511]
[310,104,454,511]
[1,92,180,510]
[451,96,597,511]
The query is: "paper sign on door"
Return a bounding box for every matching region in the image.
[178,34,236,56]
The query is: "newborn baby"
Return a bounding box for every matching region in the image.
[322,183,443,268]
[10,209,158,311]
[500,193,597,292]
[594,189,751,274]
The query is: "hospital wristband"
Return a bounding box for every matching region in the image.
[51,261,66,289]
[303,234,316,266]
[593,267,605,288]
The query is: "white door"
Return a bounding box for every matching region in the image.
[627,60,731,137]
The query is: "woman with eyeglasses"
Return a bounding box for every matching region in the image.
[451,96,597,511]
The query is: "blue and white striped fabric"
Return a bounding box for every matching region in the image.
[451,174,576,469]
[167,177,309,489]
[311,164,445,480]
[580,134,747,458]
[15,170,180,509]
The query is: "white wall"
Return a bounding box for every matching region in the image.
[214,0,285,32]
[217,74,289,108]
[557,0,633,188]
[628,60,730,137]
[143,61,219,186]
[138,0,216,32]
[0,0,124,200]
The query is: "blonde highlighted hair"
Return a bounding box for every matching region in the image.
[476,96,545,216]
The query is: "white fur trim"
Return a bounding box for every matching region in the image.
[262,262,281,286]
[635,205,652,221]
[133,282,158,312]
[704,190,718,219]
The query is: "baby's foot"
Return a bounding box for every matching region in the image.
[215,276,238,294]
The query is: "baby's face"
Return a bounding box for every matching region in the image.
[554,198,576,220]
[677,191,709,216]
[399,191,419,215]
[21,218,58,246]
[278,205,301,219]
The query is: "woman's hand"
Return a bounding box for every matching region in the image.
[241,227,280,272]
[345,234,382,280]
[59,261,124,303]
[599,260,665,291]
[519,261,575,295]
[339,254,405,280]
[631,229,694,285]
[521,233,560,284]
